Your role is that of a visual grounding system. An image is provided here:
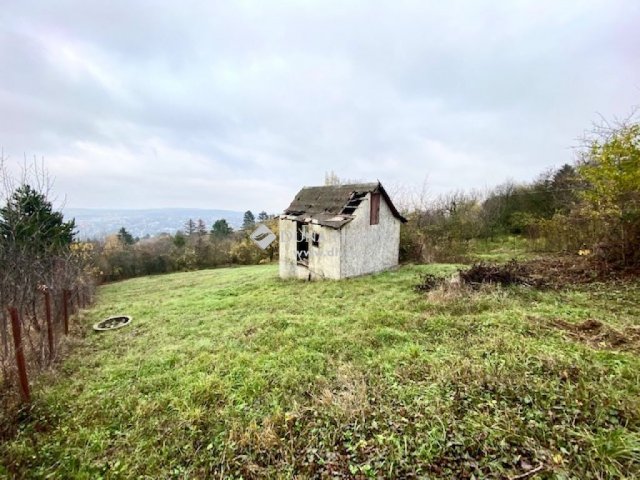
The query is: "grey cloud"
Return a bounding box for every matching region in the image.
[0,0,638,212]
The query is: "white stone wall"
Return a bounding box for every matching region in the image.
[278,218,298,279]
[340,193,401,278]
[306,223,341,280]
[278,219,342,280]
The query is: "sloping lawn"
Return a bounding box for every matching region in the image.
[2,264,639,478]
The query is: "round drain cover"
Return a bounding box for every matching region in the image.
[93,316,132,331]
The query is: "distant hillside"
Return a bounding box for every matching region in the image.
[64,208,245,240]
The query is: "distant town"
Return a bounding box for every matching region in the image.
[64,208,246,239]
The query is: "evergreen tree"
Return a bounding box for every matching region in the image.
[117,227,135,246]
[242,211,256,230]
[257,211,269,222]
[211,219,233,238]
[0,184,75,255]
[173,231,186,248]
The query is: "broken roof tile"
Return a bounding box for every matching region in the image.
[282,182,406,228]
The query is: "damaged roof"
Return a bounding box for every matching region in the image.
[282,182,407,228]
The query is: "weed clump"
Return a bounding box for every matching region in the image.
[459,260,545,288]
[415,260,545,292]
[414,273,442,292]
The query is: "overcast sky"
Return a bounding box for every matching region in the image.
[1,0,638,213]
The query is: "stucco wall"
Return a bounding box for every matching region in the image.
[278,218,298,279]
[306,223,341,280]
[340,193,401,278]
[279,219,342,280]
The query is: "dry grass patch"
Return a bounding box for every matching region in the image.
[536,317,640,354]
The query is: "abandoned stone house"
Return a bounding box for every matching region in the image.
[279,182,407,280]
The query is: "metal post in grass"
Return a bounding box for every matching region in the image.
[8,307,30,403]
[43,288,54,359]
[75,287,80,312]
[70,288,76,314]
[63,289,70,335]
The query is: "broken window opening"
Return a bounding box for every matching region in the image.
[311,232,320,247]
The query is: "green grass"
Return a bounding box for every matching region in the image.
[466,235,534,262]
[2,264,640,478]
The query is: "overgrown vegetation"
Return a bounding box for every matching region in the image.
[0,161,95,412]
[416,260,545,292]
[401,117,640,268]
[1,262,638,478]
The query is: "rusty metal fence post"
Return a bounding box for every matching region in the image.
[8,307,30,403]
[63,289,70,335]
[44,289,54,360]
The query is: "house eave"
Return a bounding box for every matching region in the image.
[279,213,354,229]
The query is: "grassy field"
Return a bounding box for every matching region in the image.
[1,263,639,478]
[467,236,535,262]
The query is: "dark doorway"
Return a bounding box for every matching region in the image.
[296,221,309,264]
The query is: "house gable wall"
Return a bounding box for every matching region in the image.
[340,192,401,278]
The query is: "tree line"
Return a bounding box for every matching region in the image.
[97,114,640,282]
[400,117,640,267]
[94,210,278,282]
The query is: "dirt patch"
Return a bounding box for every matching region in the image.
[242,325,259,338]
[416,256,639,293]
[415,260,545,292]
[523,255,640,287]
[539,317,640,353]
[459,260,545,288]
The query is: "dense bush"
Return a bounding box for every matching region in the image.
[576,122,640,265]
[400,191,484,263]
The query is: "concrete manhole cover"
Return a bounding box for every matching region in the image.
[93,316,132,331]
